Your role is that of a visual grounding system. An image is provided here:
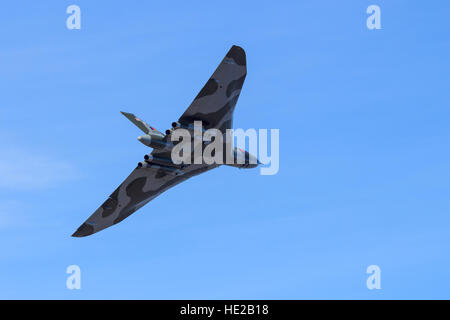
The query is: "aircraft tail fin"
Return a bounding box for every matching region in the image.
[120,111,163,135]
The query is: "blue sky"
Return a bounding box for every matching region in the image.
[1,0,450,299]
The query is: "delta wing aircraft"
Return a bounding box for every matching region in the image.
[73,45,259,237]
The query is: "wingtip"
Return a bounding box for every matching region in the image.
[226,45,246,66]
[231,44,244,50]
[72,223,95,238]
[71,232,83,238]
[71,229,85,237]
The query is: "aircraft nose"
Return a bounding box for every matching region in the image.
[246,156,260,168]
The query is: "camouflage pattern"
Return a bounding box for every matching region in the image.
[178,45,247,132]
[72,45,252,237]
[72,163,217,237]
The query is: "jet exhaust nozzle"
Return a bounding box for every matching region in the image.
[137,161,183,176]
[143,155,181,168]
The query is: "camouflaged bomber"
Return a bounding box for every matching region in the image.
[72,45,259,237]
